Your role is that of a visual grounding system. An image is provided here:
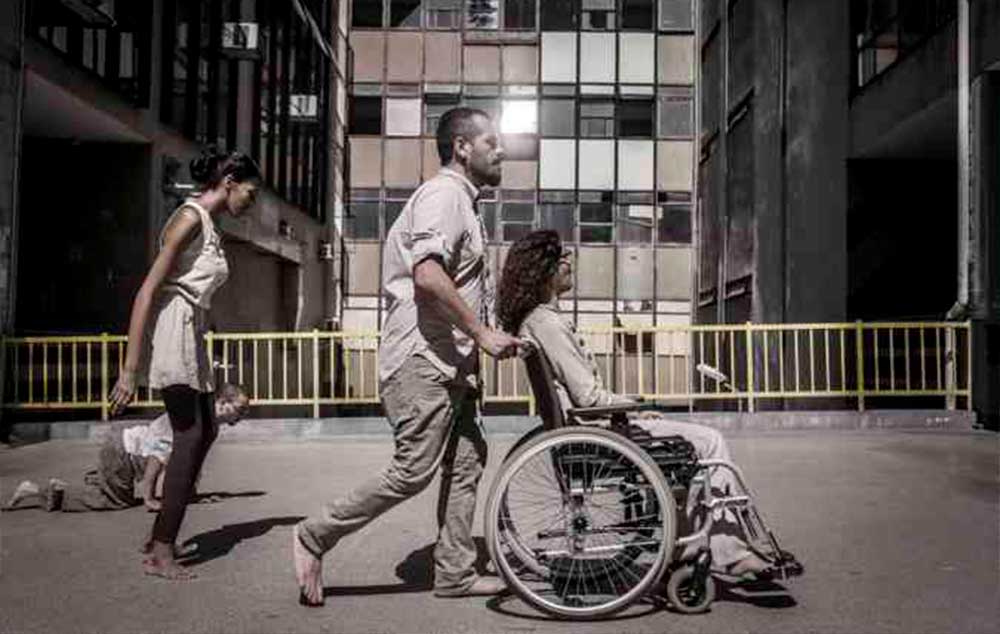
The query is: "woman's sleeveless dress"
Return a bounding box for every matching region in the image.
[137,201,229,392]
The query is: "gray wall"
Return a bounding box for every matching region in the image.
[699,0,848,325]
[0,0,24,434]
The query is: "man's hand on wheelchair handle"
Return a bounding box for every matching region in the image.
[476,327,526,359]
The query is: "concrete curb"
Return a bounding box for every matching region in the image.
[8,409,978,444]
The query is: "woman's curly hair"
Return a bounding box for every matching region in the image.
[497,230,564,334]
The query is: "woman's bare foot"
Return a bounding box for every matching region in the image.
[292,525,324,606]
[722,553,774,580]
[143,541,196,580]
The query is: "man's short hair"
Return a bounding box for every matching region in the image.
[436,107,490,165]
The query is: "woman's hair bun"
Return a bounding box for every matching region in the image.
[189,147,223,185]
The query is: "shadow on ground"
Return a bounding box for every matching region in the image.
[180,515,304,567]
[191,490,267,504]
[324,538,492,597]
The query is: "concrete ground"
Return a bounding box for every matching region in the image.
[0,427,997,634]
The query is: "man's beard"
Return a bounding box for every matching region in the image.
[477,164,502,187]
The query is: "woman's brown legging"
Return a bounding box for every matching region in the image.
[152,385,217,544]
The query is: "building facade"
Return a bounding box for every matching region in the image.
[0,0,349,341]
[338,0,698,343]
[696,0,999,425]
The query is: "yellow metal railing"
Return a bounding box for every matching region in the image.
[1,321,972,419]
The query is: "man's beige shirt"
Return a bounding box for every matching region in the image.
[379,168,493,386]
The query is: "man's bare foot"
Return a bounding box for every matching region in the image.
[292,524,324,607]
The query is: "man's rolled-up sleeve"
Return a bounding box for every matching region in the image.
[410,185,466,272]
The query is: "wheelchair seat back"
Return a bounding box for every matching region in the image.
[521,341,568,431]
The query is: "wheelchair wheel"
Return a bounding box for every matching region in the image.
[665,564,715,614]
[486,427,676,619]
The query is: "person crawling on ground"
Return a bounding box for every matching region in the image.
[5,383,249,514]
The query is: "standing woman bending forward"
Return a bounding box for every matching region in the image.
[109,149,260,580]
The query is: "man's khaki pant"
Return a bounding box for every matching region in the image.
[298,355,488,593]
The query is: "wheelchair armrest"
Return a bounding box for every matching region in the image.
[567,402,656,420]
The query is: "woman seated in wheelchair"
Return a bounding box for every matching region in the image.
[497,230,776,582]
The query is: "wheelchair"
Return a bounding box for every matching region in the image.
[484,345,802,619]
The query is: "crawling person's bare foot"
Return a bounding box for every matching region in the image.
[143,541,196,580]
[5,480,41,509]
[292,524,324,607]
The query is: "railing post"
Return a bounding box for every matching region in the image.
[945,325,957,410]
[100,333,109,421]
[205,331,214,385]
[312,329,321,419]
[855,321,865,412]
[745,322,755,413]
[966,321,973,411]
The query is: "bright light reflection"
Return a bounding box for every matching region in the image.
[500,100,537,134]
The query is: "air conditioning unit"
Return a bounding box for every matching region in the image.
[222,22,260,57]
[288,94,320,122]
[319,241,335,261]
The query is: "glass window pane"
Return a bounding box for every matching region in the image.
[500,99,538,133]
[467,0,499,29]
[580,101,615,138]
[540,99,576,136]
[390,1,423,26]
[580,225,613,243]
[659,0,692,31]
[427,0,462,28]
[616,205,654,243]
[384,201,406,234]
[622,0,655,29]
[580,202,612,223]
[501,134,539,160]
[349,96,382,134]
[580,32,616,83]
[351,32,385,82]
[463,46,502,82]
[425,33,462,81]
[502,46,538,83]
[352,0,383,27]
[618,140,654,190]
[502,223,534,242]
[540,203,575,242]
[539,139,576,189]
[658,203,691,243]
[619,33,656,84]
[425,94,460,134]
[658,34,694,84]
[541,32,577,83]
[463,97,500,121]
[347,202,380,238]
[656,140,693,190]
[617,98,654,137]
[502,202,535,222]
[384,138,422,186]
[385,98,422,136]
[658,96,692,137]
[505,1,537,29]
[582,0,616,30]
[541,0,578,30]
[479,202,498,240]
[578,140,615,189]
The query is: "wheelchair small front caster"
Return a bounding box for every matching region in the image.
[666,564,716,614]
